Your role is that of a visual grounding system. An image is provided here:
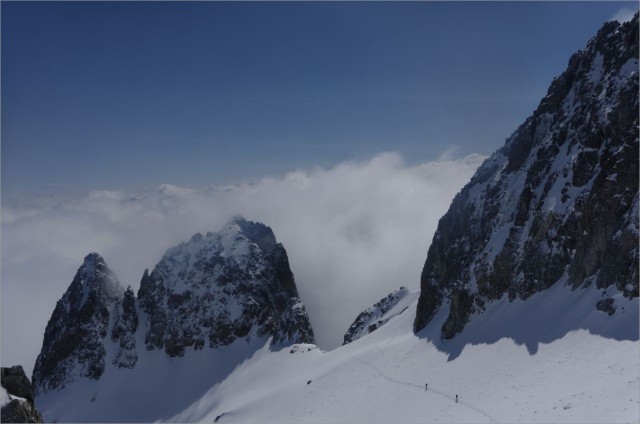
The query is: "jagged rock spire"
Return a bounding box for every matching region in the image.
[32,217,316,402]
[32,253,124,395]
[138,217,314,357]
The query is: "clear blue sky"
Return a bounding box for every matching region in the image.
[2,1,637,198]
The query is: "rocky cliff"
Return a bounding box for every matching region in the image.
[414,15,639,337]
[137,216,315,357]
[1,366,43,423]
[32,217,314,401]
[32,253,123,395]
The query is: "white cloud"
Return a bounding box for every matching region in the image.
[610,7,637,23]
[1,152,485,374]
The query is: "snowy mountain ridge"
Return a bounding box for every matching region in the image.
[32,217,314,421]
[343,286,415,345]
[28,15,639,424]
[414,14,639,337]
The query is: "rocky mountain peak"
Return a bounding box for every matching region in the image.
[76,253,122,306]
[56,253,123,315]
[33,218,315,403]
[414,15,639,337]
[32,254,124,396]
[231,215,278,251]
[138,218,313,356]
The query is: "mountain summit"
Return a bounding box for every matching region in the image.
[137,215,314,357]
[32,253,124,396]
[414,15,639,336]
[32,217,314,422]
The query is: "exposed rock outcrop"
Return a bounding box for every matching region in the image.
[111,286,139,368]
[1,366,43,423]
[137,216,315,357]
[343,287,413,345]
[415,16,639,337]
[32,253,124,395]
[32,216,315,405]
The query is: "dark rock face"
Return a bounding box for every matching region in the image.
[415,16,639,337]
[343,287,411,345]
[33,218,316,406]
[1,400,43,424]
[32,253,124,396]
[138,216,315,357]
[1,366,33,402]
[1,366,43,423]
[596,297,617,316]
[441,289,473,340]
[33,218,315,403]
[111,287,139,368]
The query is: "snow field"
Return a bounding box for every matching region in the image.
[167,282,639,423]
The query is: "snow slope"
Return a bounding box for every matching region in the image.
[36,332,271,422]
[168,283,638,423]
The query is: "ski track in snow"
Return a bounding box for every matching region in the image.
[359,294,497,423]
[35,283,639,423]
[346,349,497,423]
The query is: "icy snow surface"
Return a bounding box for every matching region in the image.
[36,335,272,422]
[161,282,638,424]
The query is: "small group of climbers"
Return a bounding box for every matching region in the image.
[425,383,458,403]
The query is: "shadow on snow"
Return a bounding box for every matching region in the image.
[415,280,639,361]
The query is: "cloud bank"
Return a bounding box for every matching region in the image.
[1,152,485,374]
[610,7,637,23]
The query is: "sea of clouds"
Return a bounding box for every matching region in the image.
[1,152,485,373]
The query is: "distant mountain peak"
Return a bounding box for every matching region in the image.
[139,218,312,356]
[32,254,124,395]
[33,218,315,404]
[75,253,122,305]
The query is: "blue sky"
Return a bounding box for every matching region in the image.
[2,1,637,198]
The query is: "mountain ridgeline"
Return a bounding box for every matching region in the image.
[343,287,415,345]
[27,15,639,423]
[32,217,315,397]
[414,16,639,337]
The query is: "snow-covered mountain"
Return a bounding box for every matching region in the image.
[415,14,639,337]
[165,16,636,423]
[32,253,124,395]
[137,215,314,357]
[32,217,314,422]
[29,16,639,424]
